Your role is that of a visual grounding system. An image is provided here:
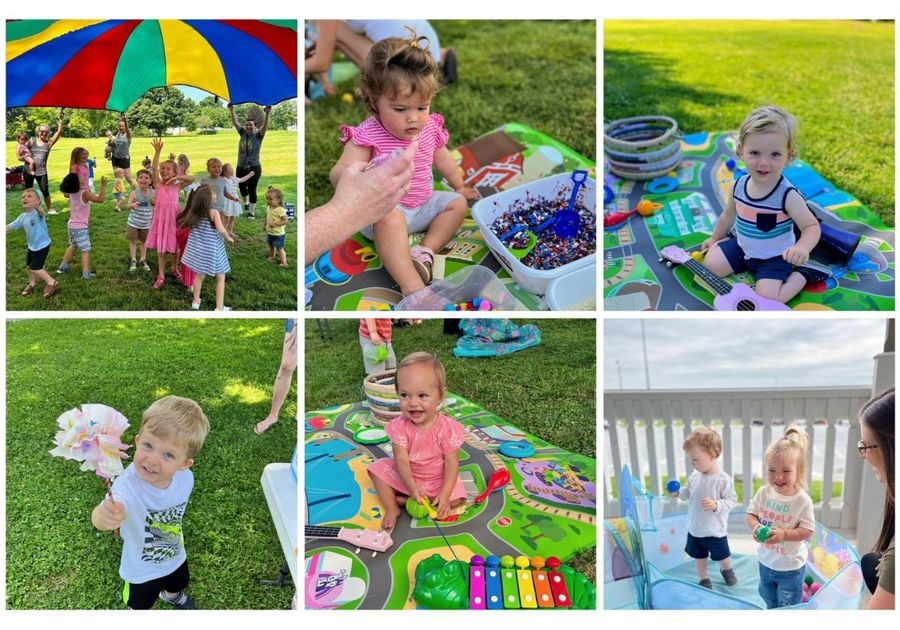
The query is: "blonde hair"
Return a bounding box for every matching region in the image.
[138,396,210,458]
[222,162,234,177]
[206,157,222,169]
[765,425,809,489]
[177,154,190,169]
[738,105,798,160]
[358,29,441,116]
[683,425,722,458]
[395,351,447,395]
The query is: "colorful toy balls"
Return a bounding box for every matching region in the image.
[443,298,493,311]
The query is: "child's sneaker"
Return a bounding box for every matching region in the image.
[56,263,70,274]
[191,301,201,310]
[140,260,151,271]
[215,306,232,312]
[158,590,196,610]
[47,207,59,215]
[153,275,165,289]
[721,568,738,586]
[82,272,95,280]
[129,260,137,272]
[409,245,434,285]
[699,578,713,589]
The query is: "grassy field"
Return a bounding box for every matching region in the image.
[305,20,597,211]
[605,20,895,225]
[306,317,597,579]
[6,319,297,610]
[5,131,298,310]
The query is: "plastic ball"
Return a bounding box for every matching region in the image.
[478,300,492,311]
[809,582,821,595]
[804,574,814,586]
[472,297,483,308]
[666,479,680,494]
[755,526,771,543]
[443,303,456,311]
[725,158,736,171]
[341,92,354,104]
[812,547,826,565]
[823,554,840,578]
[802,590,810,603]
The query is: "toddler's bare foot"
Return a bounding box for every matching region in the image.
[381,506,401,530]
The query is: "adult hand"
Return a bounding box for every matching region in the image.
[264,105,272,113]
[305,142,416,263]
[227,102,234,110]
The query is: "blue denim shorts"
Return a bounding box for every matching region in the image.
[267,233,286,249]
[685,533,731,561]
[718,238,794,282]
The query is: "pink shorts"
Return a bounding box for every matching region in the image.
[368,457,466,503]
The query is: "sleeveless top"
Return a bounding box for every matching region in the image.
[114,132,131,159]
[732,174,798,260]
[29,140,51,176]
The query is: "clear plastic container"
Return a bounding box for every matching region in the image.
[546,262,597,311]
[395,266,523,311]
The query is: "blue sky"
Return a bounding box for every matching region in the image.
[604,319,889,390]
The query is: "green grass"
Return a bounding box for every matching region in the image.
[605,20,894,225]
[305,319,596,458]
[305,20,597,211]
[6,131,298,310]
[6,319,297,609]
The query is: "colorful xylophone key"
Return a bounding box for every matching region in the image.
[530,556,555,608]
[499,555,521,609]
[515,555,538,608]
[469,555,486,609]
[546,556,572,608]
[485,555,503,609]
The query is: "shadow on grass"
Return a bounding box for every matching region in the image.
[604,48,746,132]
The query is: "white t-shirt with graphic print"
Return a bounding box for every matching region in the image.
[747,484,815,571]
[110,463,193,583]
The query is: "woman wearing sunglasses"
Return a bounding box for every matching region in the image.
[24,108,64,213]
[857,388,894,609]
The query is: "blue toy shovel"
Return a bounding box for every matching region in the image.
[554,169,588,238]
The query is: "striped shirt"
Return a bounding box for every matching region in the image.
[359,318,393,342]
[128,187,155,230]
[181,215,230,276]
[732,174,798,260]
[339,113,450,208]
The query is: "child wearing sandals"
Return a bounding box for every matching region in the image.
[330,30,477,298]
[6,188,59,298]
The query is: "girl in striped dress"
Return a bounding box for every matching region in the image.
[178,185,234,311]
[329,30,478,298]
[147,138,195,289]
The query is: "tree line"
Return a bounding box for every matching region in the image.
[6,88,297,139]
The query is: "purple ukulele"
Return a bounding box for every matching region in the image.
[659,246,790,311]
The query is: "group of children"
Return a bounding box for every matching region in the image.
[8,139,291,309]
[674,424,815,608]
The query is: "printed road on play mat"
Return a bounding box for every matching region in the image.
[604,132,894,311]
[304,394,596,609]
[305,123,596,311]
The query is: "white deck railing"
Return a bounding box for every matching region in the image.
[604,386,873,534]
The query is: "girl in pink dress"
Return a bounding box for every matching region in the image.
[146,138,194,289]
[368,352,466,529]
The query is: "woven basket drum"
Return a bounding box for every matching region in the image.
[604,116,681,181]
[363,368,401,425]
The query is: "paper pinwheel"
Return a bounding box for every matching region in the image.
[50,404,131,479]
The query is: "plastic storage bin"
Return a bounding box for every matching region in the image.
[472,173,597,296]
[395,266,523,311]
[546,262,597,311]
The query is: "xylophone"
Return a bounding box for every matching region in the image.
[474,554,571,609]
